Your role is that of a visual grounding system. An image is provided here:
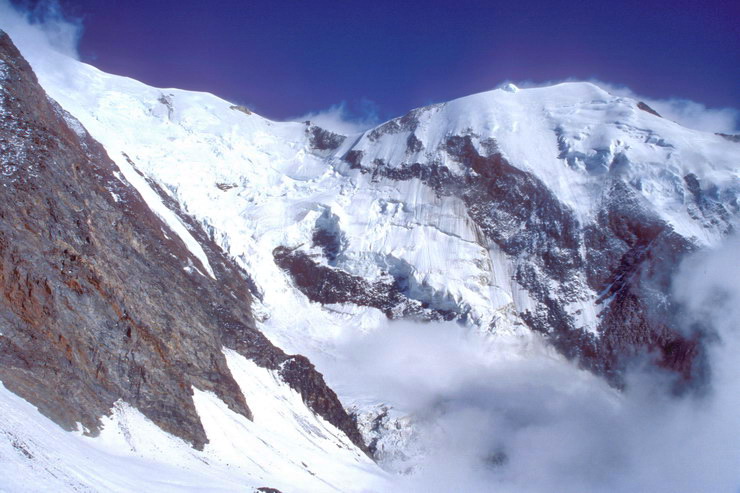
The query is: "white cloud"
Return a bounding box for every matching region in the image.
[302,79,739,136]
[322,236,740,492]
[0,0,81,60]
[595,81,740,134]
[499,78,739,134]
[293,100,380,135]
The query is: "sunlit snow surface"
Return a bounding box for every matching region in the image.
[0,353,386,493]
[1,42,739,492]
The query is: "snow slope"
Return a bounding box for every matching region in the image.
[0,351,386,493]
[349,81,738,242]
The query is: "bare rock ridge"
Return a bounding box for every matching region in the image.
[0,31,366,453]
[274,246,459,321]
[636,101,661,117]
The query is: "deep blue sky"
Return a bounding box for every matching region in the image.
[44,0,740,121]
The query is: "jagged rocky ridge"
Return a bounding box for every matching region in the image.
[0,31,366,453]
[274,246,459,321]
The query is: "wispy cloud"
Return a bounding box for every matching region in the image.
[595,81,740,134]
[293,99,381,135]
[0,0,81,60]
[504,78,739,134]
[299,79,739,136]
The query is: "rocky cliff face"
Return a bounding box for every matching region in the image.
[0,31,366,453]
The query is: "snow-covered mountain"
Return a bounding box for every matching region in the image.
[0,31,383,492]
[0,26,738,493]
[35,45,737,377]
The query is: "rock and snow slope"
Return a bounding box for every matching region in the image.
[0,31,381,492]
[0,21,738,493]
[32,46,738,375]
[0,355,384,493]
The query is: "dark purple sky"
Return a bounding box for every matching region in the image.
[45,0,740,122]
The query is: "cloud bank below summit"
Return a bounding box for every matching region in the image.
[324,235,740,493]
